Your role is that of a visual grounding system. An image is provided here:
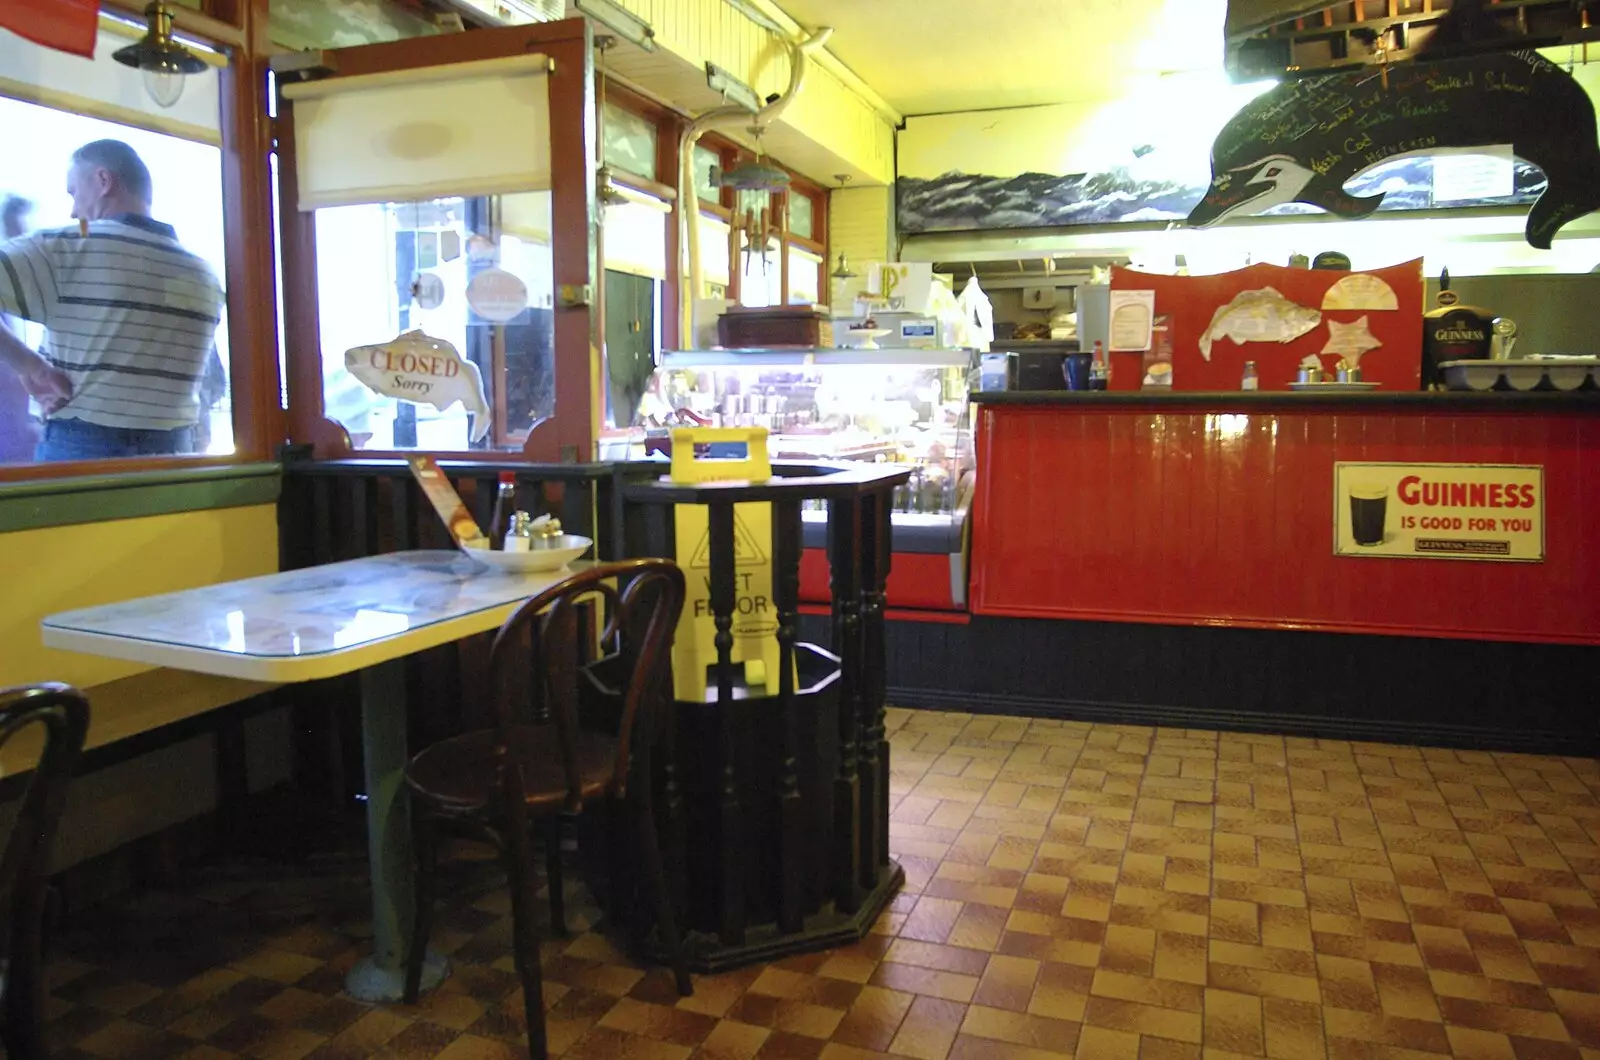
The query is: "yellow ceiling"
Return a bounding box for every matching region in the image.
[773,0,1228,116]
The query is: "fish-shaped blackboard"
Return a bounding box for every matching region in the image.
[1188,50,1600,248]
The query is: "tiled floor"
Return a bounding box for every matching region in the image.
[41,707,1600,1059]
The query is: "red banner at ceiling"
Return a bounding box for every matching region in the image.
[1,0,100,59]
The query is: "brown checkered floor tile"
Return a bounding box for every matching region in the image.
[41,708,1600,1058]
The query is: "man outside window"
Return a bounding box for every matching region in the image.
[0,139,225,461]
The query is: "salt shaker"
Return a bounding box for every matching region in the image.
[504,511,534,552]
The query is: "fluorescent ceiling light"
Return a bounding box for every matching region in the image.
[705,62,762,112]
[574,0,656,51]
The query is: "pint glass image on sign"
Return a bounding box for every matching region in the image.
[1333,462,1544,562]
[1348,482,1388,547]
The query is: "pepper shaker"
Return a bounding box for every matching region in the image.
[534,517,564,549]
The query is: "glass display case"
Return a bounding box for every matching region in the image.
[633,348,975,610]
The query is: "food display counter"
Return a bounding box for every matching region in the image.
[637,348,974,613]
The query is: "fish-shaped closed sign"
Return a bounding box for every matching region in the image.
[1198,287,1322,361]
[1189,50,1600,248]
[344,330,492,442]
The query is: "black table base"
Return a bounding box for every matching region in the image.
[619,463,911,972]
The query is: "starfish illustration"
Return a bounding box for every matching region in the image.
[1321,316,1383,367]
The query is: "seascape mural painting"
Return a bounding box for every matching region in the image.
[896,64,1585,237]
[897,159,1547,233]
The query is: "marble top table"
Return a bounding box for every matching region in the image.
[42,550,587,1002]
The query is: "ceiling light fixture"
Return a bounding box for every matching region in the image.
[705,62,763,113]
[112,1,208,109]
[574,0,656,51]
[830,174,856,280]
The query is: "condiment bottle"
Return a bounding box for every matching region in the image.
[1088,340,1109,391]
[505,511,534,552]
[1241,360,1259,391]
[488,473,516,550]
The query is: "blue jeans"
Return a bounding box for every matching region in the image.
[36,418,197,461]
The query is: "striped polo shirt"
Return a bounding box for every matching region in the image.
[0,216,224,431]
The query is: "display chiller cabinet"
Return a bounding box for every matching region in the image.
[634,348,974,612]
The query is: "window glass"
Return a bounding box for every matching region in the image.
[694,145,721,204]
[0,97,229,465]
[788,192,814,241]
[603,102,656,182]
[737,241,823,308]
[738,235,781,309]
[315,192,555,451]
[735,188,770,218]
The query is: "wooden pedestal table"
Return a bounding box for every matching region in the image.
[41,551,587,1002]
[619,463,910,970]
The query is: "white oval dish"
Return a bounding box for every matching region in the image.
[461,534,592,573]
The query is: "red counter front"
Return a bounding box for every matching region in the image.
[970,394,1600,645]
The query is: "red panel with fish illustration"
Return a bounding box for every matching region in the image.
[1107,261,1423,391]
[969,398,1600,645]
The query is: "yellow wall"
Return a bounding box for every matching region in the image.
[613,0,894,185]
[827,185,893,303]
[1,504,281,763]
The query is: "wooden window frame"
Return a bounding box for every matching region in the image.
[275,19,598,464]
[0,0,282,484]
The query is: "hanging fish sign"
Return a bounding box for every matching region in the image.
[1188,50,1600,248]
[345,330,493,442]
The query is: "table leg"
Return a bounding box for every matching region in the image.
[346,659,449,1002]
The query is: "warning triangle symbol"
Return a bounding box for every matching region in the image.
[690,514,768,569]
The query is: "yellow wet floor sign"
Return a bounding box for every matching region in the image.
[670,428,781,701]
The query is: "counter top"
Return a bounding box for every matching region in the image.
[971,390,1600,410]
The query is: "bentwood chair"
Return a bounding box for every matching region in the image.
[0,684,89,1060]
[402,559,691,1059]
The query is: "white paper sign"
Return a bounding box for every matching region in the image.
[345,330,493,442]
[1433,147,1515,202]
[1108,290,1156,352]
[1334,462,1543,562]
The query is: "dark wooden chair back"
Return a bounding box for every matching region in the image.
[487,559,685,809]
[0,683,89,1059]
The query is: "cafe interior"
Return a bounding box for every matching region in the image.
[2,0,1600,1057]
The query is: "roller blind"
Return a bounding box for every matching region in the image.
[788,245,821,305]
[0,21,223,144]
[603,189,668,281]
[698,214,731,290]
[283,54,552,211]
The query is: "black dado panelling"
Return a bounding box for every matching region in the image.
[795,614,1600,755]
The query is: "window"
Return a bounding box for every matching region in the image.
[315,193,554,451]
[282,50,560,454]
[0,28,230,467]
[603,101,657,182]
[693,145,722,206]
[789,191,814,241]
